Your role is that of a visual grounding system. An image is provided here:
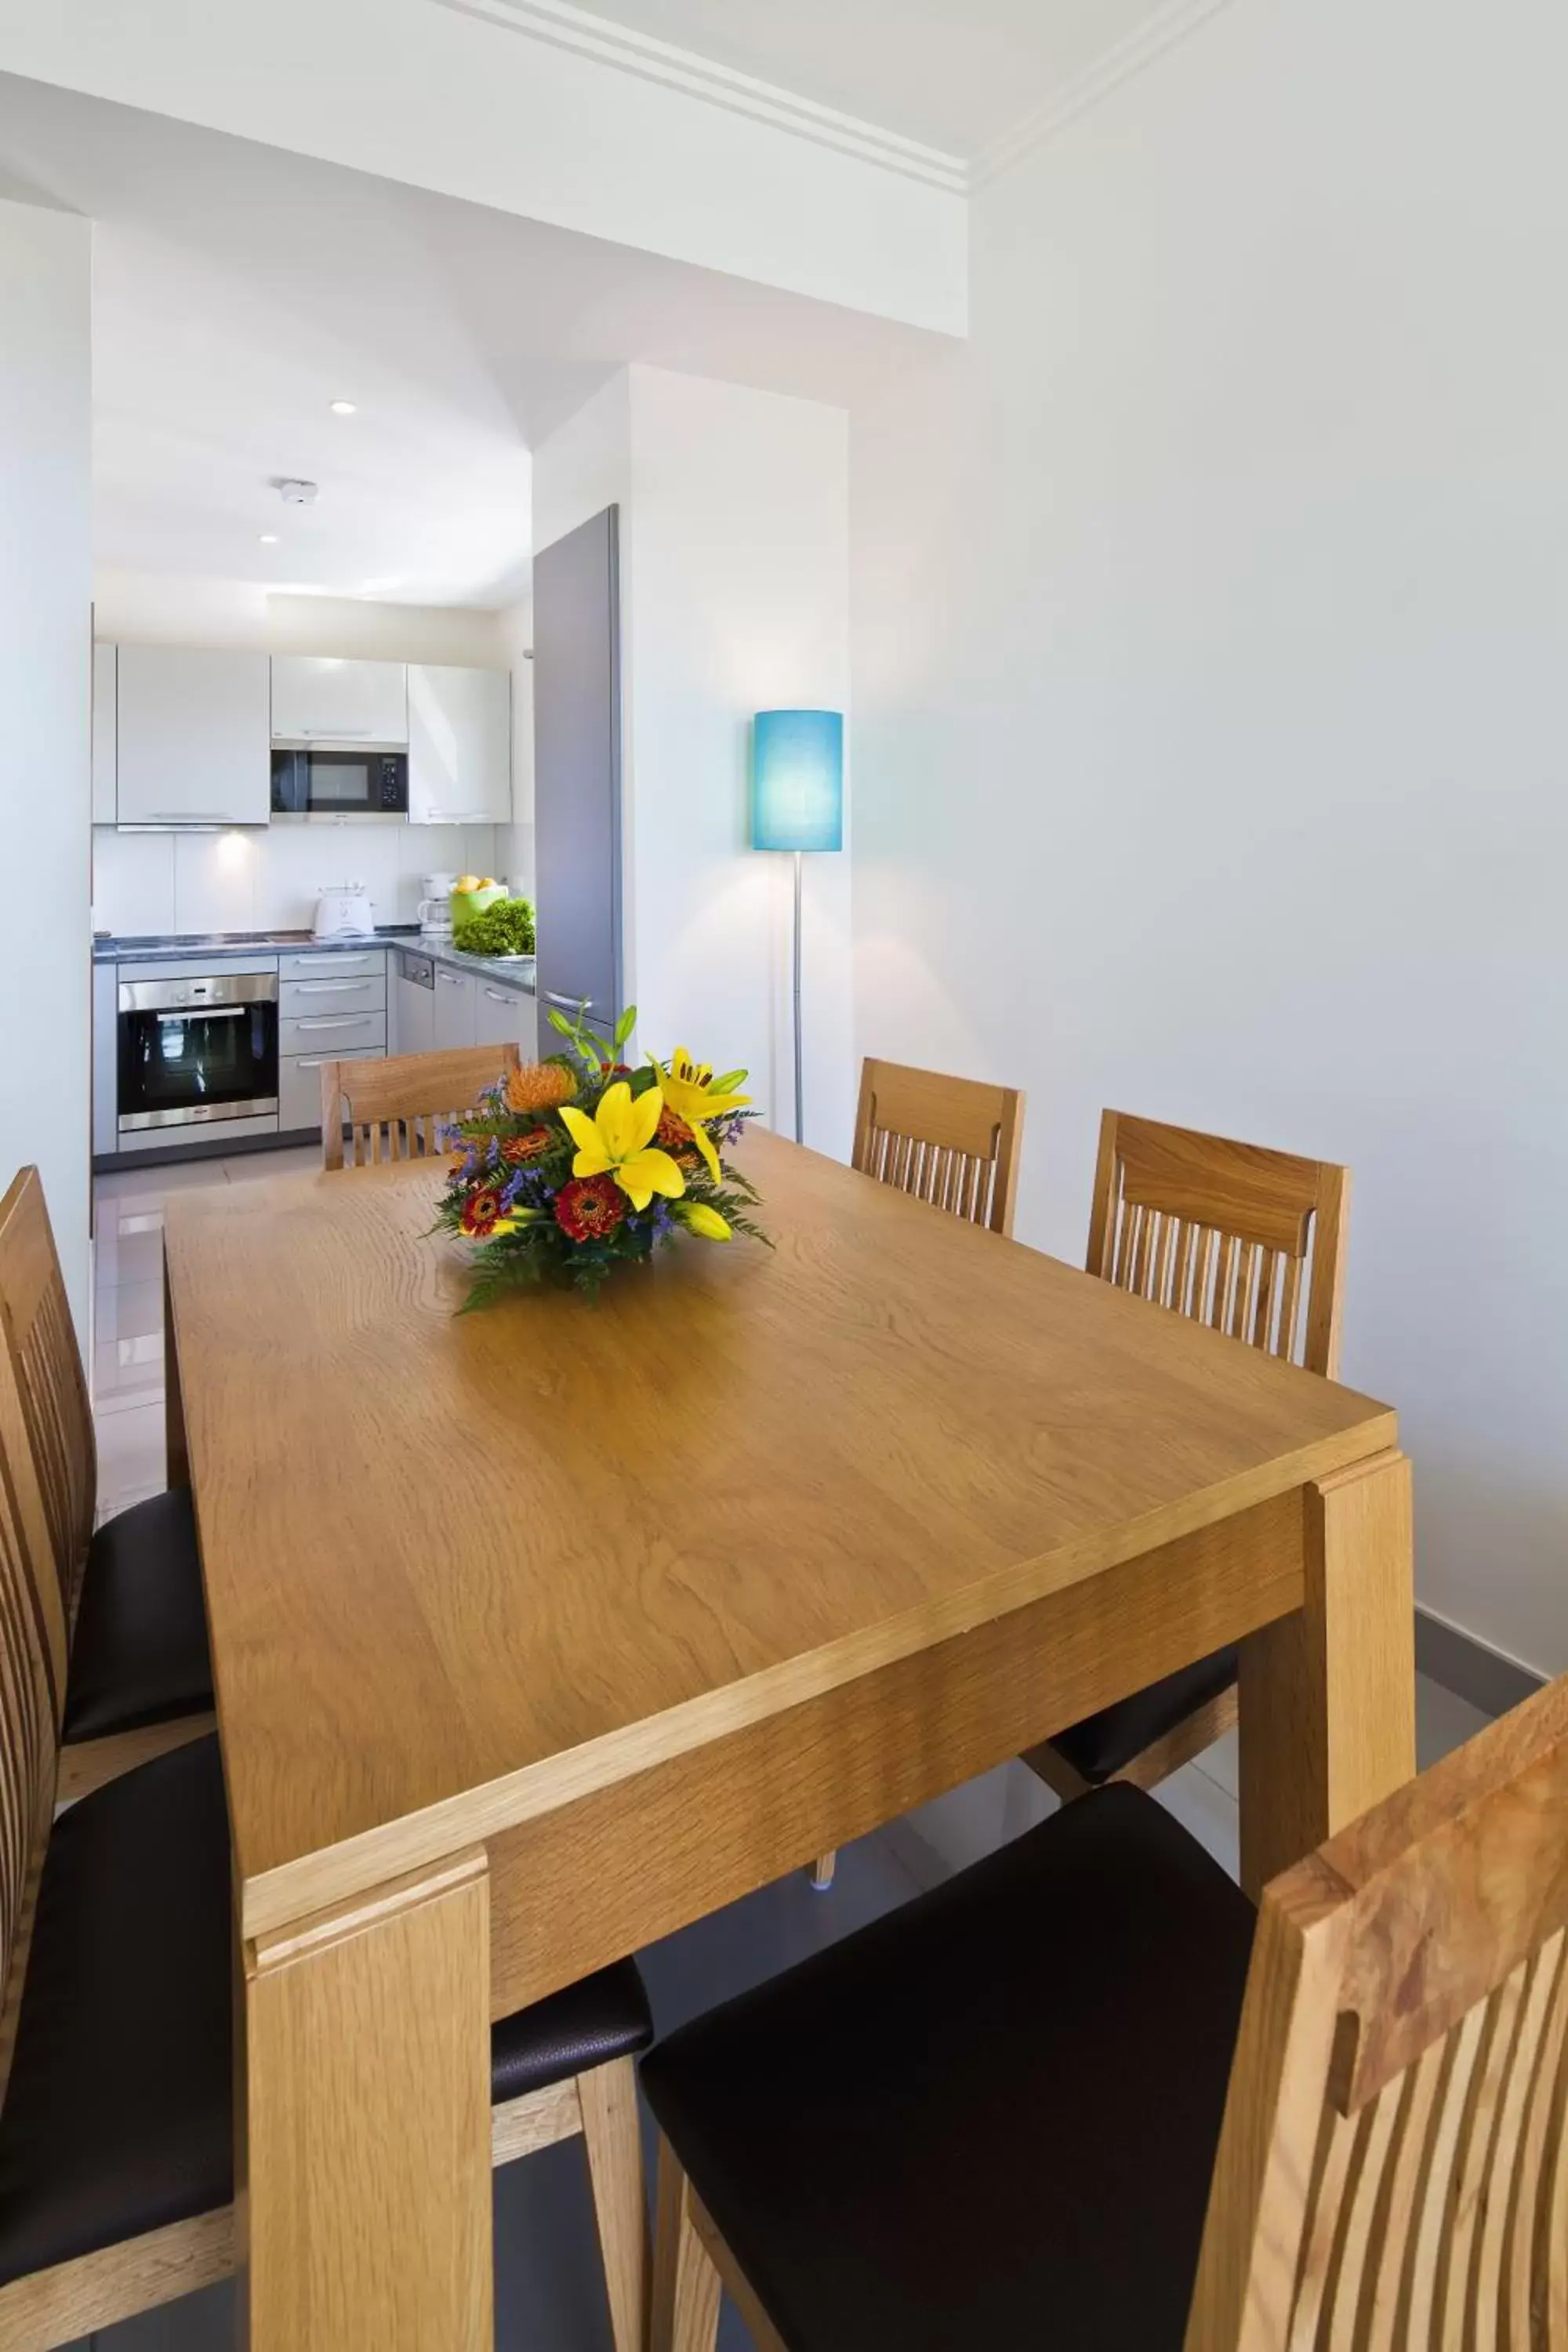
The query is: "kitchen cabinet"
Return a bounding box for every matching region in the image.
[393,953,436,1054]
[116,646,271,826]
[408,664,511,825]
[91,643,118,824]
[474,981,537,1060]
[271,657,408,746]
[279,1044,381,1134]
[433,962,477,1049]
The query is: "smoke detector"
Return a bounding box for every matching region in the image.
[273,477,318,506]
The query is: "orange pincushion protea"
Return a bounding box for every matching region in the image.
[505,1062,577,1114]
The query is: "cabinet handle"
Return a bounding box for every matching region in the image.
[291,956,372,972]
[292,980,373,995]
[294,1015,377,1032]
[437,971,466,986]
[543,991,593,1011]
[484,989,521,1003]
[140,810,236,822]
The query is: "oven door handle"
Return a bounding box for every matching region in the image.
[144,1004,249,1021]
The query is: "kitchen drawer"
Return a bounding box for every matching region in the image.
[280,971,387,1019]
[278,1009,387,1057]
[279,1045,383,1134]
[278,949,387,982]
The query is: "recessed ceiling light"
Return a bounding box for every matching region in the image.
[258,533,279,544]
[328,400,357,416]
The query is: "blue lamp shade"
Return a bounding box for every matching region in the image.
[750,710,844,853]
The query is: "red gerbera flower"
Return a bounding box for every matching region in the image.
[554,1173,626,1243]
[502,1127,551,1163]
[459,1185,505,1238]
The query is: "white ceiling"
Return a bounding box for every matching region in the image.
[0,74,944,607]
[539,0,1182,160]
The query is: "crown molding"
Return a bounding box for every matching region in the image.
[430,0,968,194]
[971,0,1237,187]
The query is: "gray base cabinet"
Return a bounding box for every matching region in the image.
[277,949,389,1133]
[474,982,537,1060]
[434,964,477,1049]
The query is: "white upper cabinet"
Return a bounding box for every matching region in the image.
[116,647,271,827]
[408,664,512,825]
[270,657,408,746]
[91,642,117,824]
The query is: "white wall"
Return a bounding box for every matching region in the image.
[533,365,852,1148]
[94,573,510,663]
[0,0,965,336]
[0,198,92,1333]
[851,0,1568,1675]
[91,821,508,939]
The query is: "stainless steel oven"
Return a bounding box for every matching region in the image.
[117,973,280,1134]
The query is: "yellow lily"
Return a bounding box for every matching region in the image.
[490,1209,546,1238]
[560,1082,686,1212]
[654,1050,753,1185]
[675,1201,731,1243]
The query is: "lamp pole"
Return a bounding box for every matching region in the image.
[750,710,843,1153]
[793,848,805,1143]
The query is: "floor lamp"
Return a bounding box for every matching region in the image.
[750,710,844,1145]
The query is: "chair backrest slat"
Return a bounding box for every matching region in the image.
[0,1169,95,1633]
[1087,1111,1350,1377]
[1187,1675,1568,2350]
[320,1044,523,1172]
[0,1336,61,2125]
[852,1059,1025,1239]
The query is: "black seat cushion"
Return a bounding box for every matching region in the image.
[62,1488,215,1744]
[642,1785,1254,2352]
[0,1733,234,2288]
[492,1960,654,2103]
[1048,1643,1240,1785]
[0,1730,651,2289]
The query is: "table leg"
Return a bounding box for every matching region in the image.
[1238,1447,1415,1900]
[163,1254,188,1488]
[241,1852,492,2350]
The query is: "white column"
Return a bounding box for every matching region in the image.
[0,198,93,1335]
[532,364,855,1156]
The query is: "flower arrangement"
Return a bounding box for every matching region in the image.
[436,1002,769,1305]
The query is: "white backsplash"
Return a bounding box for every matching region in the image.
[93,821,535,938]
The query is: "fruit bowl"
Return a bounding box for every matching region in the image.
[449,877,507,925]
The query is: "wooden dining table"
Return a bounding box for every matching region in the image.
[162,1127,1414,2349]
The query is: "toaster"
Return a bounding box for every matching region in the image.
[312,884,376,942]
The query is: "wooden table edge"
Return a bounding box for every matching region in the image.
[231,1403,1398,1940]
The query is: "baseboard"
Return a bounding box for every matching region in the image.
[1416,1606,1544,1719]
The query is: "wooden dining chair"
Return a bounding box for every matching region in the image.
[0,1167,213,1806]
[852,1056,1025,1236]
[644,1673,1568,2352]
[808,1056,1028,1892]
[319,1042,522,1171]
[1020,1110,1350,1807]
[0,1334,655,2352]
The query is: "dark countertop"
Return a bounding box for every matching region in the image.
[93,927,537,996]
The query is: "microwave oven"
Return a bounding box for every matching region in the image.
[270,746,409,820]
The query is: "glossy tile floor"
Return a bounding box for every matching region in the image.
[75,1151,1494,2351]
